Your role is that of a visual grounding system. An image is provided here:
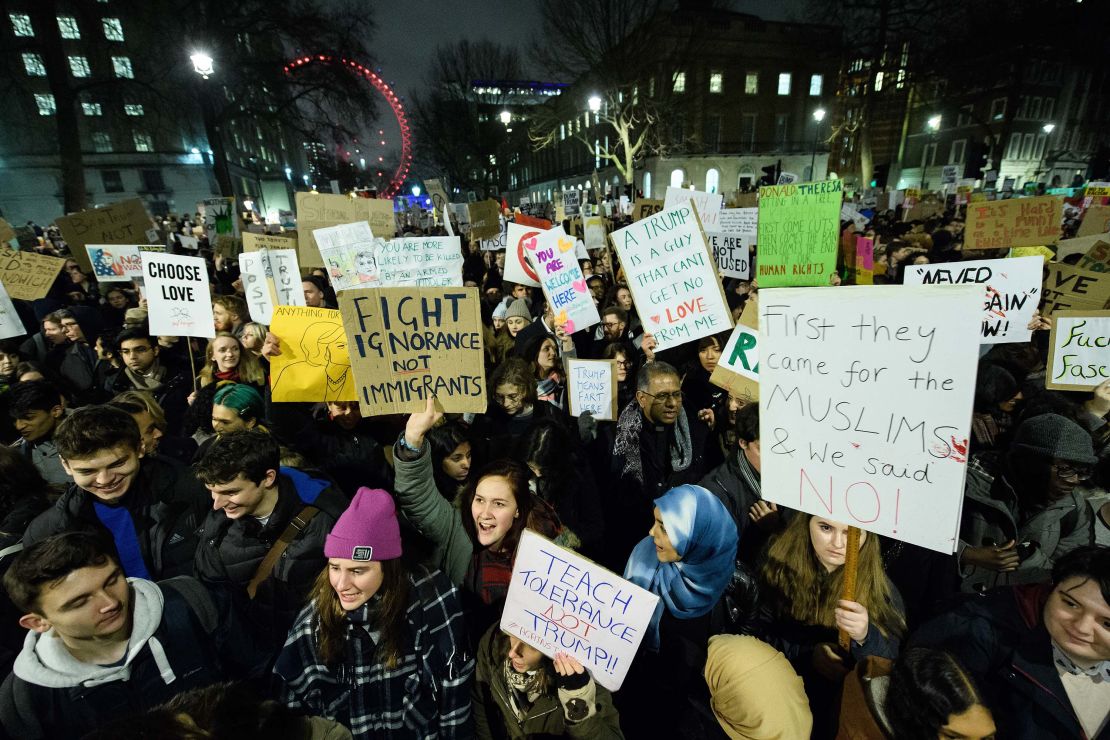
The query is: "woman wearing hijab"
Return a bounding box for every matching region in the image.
[620,484,738,737]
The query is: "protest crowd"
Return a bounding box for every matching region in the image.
[0,175,1107,740]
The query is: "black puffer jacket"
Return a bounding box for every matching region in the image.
[194,467,349,648]
[22,454,206,579]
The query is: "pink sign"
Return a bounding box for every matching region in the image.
[856,236,874,270]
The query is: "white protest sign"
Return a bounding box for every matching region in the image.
[664,187,723,229]
[566,358,618,420]
[610,204,734,350]
[313,221,383,292]
[376,237,463,287]
[0,283,25,339]
[480,225,507,252]
[505,221,543,287]
[840,203,870,231]
[759,285,981,554]
[903,256,1042,344]
[143,252,215,338]
[1046,311,1110,391]
[501,529,659,691]
[532,228,600,333]
[584,216,606,250]
[719,207,758,237]
[179,235,199,251]
[706,232,751,279]
[86,245,144,283]
[239,249,305,324]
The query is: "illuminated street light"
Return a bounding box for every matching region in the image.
[588,95,602,113]
[499,110,511,125]
[922,115,942,189]
[411,185,421,197]
[190,52,214,79]
[810,108,827,179]
[813,108,826,122]
[927,114,942,131]
[1042,122,1056,134]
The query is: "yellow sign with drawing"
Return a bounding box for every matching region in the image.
[269,306,357,402]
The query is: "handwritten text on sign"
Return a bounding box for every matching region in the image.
[757,180,842,287]
[566,358,618,420]
[758,285,981,554]
[963,195,1064,250]
[664,187,723,229]
[239,249,305,324]
[903,256,1042,344]
[533,228,600,333]
[0,251,66,301]
[501,529,659,692]
[610,204,733,350]
[143,253,215,338]
[1046,311,1110,391]
[339,287,486,415]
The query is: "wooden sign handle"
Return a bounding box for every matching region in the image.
[837,525,861,651]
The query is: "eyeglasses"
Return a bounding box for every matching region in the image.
[642,390,683,405]
[615,360,633,368]
[1053,461,1093,480]
[602,321,622,329]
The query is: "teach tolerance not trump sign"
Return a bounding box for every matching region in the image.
[610,204,733,350]
[758,285,981,554]
[501,530,659,692]
[339,287,486,415]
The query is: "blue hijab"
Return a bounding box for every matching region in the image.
[623,484,739,651]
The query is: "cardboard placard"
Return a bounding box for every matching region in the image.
[425,178,450,210]
[664,187,723,229]
[479,226,507,252]
[759,285,982,554]
[902,256,1043,344]
[0,250,66,300]
[565,358,619,420]
[215,235,241,258]
[0,283,25,340]
[756,180,843,287]
[1046,311,1110,391]
[0,219,14,244]
[55,198,152,272]
[313,222,383,292]
[242,232,297,253]
[340,286,486,415]
[530,228,600,333]
[584,216,606,251]
[610,204,734,350]
[504,221,544,287]
[269,306,356,402]
[86,245,144,283]
[1085,183,1110,198]
[501,529,659,692]
[709,299,759,403]
[467,200,502,241]
[1077,241,1110,273]
[142,253,215,338]
[706,232,751,280]
[377,237,464,287]
[239,249,305,324]
[296,192,393,268]
[963,196,1063,250]
[632,199,664,222]
[1077,205,1110,238]
[1042,262,1110,317]
[1055,233,1110,261]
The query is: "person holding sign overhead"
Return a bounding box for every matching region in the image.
[620,484,737,738]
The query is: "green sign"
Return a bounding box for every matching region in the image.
[755,179,842,287]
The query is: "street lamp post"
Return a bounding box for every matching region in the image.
[191,51,233,198]
[921,114,942,189]
[810,108,826,180]
[1038,122,1056,185]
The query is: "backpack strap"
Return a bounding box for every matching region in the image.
[246,506,320,599]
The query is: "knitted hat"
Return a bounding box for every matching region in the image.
[704,635,812,739]
[492,302,508,321]
[1011,413,1097,465]
[324,487,402,561]
[505,298,531,321]
[213,383,264,422]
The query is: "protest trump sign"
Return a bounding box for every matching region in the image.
[566,358,619,420]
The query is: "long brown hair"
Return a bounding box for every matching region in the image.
[760,515,906,640]
[308,558,411,669]
[460,459,544,555]
[198,332,266,387]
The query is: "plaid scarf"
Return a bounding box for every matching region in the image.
[612,400,693,485]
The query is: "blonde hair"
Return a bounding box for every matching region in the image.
[198,332,266,387]
[760,515,906,640]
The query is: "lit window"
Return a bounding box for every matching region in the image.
[133,131,153,152]
[809,74,823,96]
[874,72,884,91]
[102,18,123,41]
[706,168,720,194]
[673,72,686,93]
[632,85,639,105]
[559,124,565,141]
[745,73,758,95]
[93,132,113,153]
[648,78,655,97]
[990,98,1006,120]
[124,104,144,116]
[68,56,91,77]
[112,56,133,79]
[643,172,652,197]
[709,72,723,94]
[777,73,791,95]
[896,69,906,89]
[82,102,102,116]
[34,94,56,116]
[56,15,80,39]
[10,13,33,37]
[669,168,684,188]
[22,53,46,76]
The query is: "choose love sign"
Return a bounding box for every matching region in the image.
[532,228,599,333]
[501,529,659,691]
[143,253,214,338]
[610,204,733,350]
[758,285,981,554]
